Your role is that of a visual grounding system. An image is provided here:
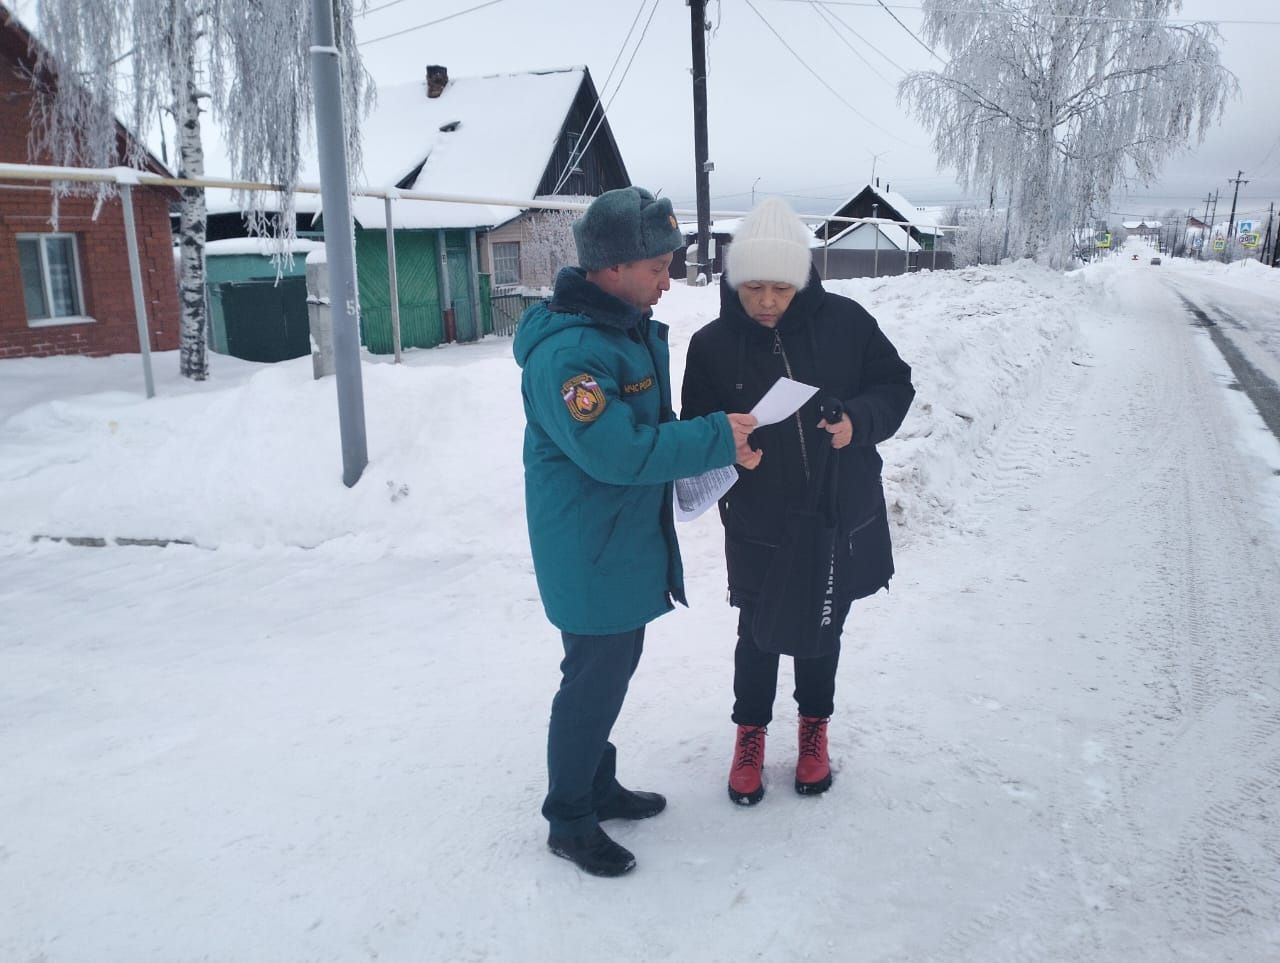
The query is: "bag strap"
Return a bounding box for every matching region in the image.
[803,311,840,521]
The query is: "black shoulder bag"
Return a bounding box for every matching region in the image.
[750,400,843,659]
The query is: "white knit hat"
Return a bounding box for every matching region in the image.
[726,196,813,289]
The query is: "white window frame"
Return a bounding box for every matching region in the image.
[492,241,521,287]
[17,232,94,328]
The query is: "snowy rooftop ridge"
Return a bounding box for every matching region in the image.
[834,183,944,235]
[205,65,591,231]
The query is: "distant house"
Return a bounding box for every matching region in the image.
[1122,219,1161,239]
[809,182,952,278]
[205,63,630,355]
[816,183,943,252]
[0,4,179,360]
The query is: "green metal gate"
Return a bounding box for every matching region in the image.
[219,276,311,363]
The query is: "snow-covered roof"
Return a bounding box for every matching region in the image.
[1122,220,1161,230]
[204,238,324,257]
[351,66,589,230]
[834,184,942,235]
[206,66,591,231]
[676,217,742,235]
[825,220,922,252]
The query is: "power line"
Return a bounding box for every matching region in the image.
[547,0,647,192]
[744,0,923,146]
[815,1,910,75]
[774,0,1280,26]
[552,0,661,193]
[356,0,415,17]
[874,0,943,62]
[809,2,900,85]
[356,0,505,47]
[1254,132,1280,175]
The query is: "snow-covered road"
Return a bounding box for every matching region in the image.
[3,261,1279,961]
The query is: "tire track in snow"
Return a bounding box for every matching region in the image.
[938,274,1280,958]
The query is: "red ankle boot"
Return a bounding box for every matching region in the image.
[728,724,767,805]
[796,715,831,795]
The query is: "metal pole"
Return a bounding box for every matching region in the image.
[872,203,880,277]
[118,183,155,399]
[310,0,368,488]
[468,228,483,339]
[690,0,711,284]
[383,196,402,364]
[932,230,938,271]
[903,223,910,276]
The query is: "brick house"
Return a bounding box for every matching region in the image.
[0,4,179,360]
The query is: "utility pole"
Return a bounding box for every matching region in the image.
[1262,202,1275,267]
[1199,191,1212,258]
[310,0,368,487]
[688,0,712,284]
[1226,169,1248,249]
[1208,189,1220,258]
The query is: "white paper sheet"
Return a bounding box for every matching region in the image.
[674,465,738,522]
[750,377,818,426]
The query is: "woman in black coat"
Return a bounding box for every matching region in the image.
[680,197,914,805]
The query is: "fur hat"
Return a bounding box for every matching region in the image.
[573,187,684,270]
[726,196,813,289]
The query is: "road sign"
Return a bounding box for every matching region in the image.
[1242,232,1261,249]
[1239,220,1253,234]
[1212,238,1226,252]
[1095,232,1112,249]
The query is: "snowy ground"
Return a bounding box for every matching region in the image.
[3,253,1280,961]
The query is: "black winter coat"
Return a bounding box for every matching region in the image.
[681,268,915,606]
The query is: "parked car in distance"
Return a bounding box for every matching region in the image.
[1150,256,1161,265]
[1131,253,1140,260]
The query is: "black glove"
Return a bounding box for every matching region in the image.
[817,396,844,425]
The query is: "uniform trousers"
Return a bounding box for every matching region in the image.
[542,626,645,837]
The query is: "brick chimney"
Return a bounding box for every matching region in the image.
[426,65,448,99]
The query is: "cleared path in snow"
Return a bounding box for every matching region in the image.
[2,266,1280,960]
[829,265,1280,959]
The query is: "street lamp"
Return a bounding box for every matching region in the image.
[870,150,890,185]
[751,176,761,206]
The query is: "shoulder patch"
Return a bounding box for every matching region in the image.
[623,375,655,396]
[561,373,607,423]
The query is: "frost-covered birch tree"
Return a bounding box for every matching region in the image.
[30,0,372,379]
[521,209,579,291]
[899,0,1236,268]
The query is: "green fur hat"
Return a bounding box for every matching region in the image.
[573,187,684,270]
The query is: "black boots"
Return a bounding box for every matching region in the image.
[547,787,666,876]
[547,826,636,877]
[597,788,667,821]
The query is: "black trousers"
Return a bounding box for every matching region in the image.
[731,599,852,727]
[542,626,645,837]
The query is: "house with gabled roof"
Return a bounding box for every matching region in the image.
[0,3,179,361]
[815,181,942,253]
[204,63,630,355]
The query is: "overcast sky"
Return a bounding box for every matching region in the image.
[11,0,1277,226]
[348,0,1280,225]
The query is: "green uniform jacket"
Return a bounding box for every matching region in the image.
[514,267,736,635]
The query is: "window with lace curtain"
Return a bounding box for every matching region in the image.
[18,233,88,325]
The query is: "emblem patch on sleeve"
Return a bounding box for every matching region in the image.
[561,373,607,423]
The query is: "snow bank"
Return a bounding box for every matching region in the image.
[0,264,1092,555]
